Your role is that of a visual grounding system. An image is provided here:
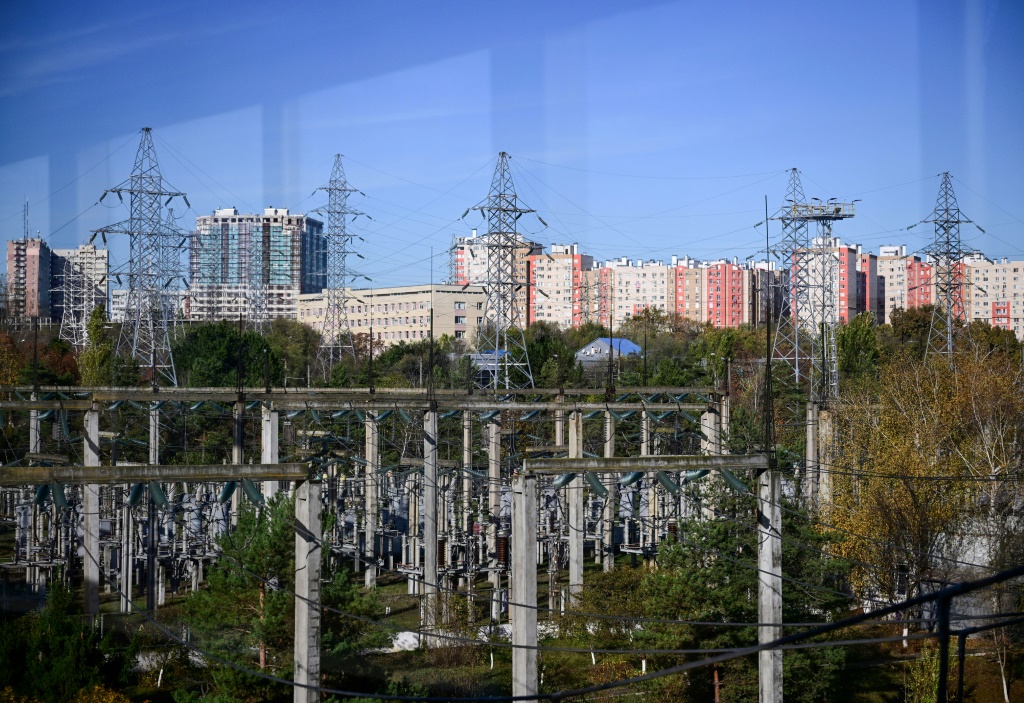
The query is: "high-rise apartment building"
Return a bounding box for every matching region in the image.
[298,284,486,347]
[452,229,542,327]
[671,256,705,323]
[6,237,52,320]
[51,244,109,319]
[189,208,325,321]
[529,243,593,328]
[876,245,934,324]
[963,256,1024,339]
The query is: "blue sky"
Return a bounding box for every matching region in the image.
[1,0,1022,287]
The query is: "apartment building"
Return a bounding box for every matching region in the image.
[298,284,486,347]
[51,244,109,320]
[189,207,325,321]
[671,257,704,323]
[876,245,934,324]
[964,256,1024,339]
[529,243,593,328]
[452,228,541,327]
[6,237,52,320]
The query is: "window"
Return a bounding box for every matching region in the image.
[455,316,466,324]
[454,301,466,310]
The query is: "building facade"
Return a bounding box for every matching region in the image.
[529,244,593,328]
[876,245,935,324]
[964,257,1024,338]
[298,284,487,347]
[189,207,325,322]
[6,237,52,320]
[51,244,109,319]
[452,229,541,327]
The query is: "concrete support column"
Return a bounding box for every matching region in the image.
[120,502,133,612]
[805,401,819,505]
[818,408,833,505]
[148,406,160,614]
[262,405,279,497]
[566,411,583,605]
[511,472,538,702]
[487,418,501,585]
[554,392,565,447]
[462,411,473,534]
[720,392,730,454]
[601,412,616,572]
[294,479,322,703]
[423,410,438,644]
[364,412,379,588]
[641,411,658,561]
[83,408,100,616]
[29,402,40,454]
[757,467,783,703]
[232,402,244,528]
[701,404,720,455]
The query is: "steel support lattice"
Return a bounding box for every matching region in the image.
[96,128,188,386]
[57,257,90,349]
[315,155,363,375]
[924,173,970,358]
[473,153,534,390]
[770,169,809,381]
[773,199,855,404]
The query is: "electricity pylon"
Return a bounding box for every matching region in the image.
[471,153,535,391]
[95,128,189,386]
[315,155,364,376]
[770,168,809,382]
[921,173,972,358]
[778,198,856,404]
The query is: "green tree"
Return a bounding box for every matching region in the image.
[837,311,879,383]
[563,482,850,702]
[78,307,139,386]
[173,321,284,388]
[0,584,133,702]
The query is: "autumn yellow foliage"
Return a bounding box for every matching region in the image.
[826,351,1024,599]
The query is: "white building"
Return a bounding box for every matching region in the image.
[298,284,487,347]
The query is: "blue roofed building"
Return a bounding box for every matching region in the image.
[574,337,642,367]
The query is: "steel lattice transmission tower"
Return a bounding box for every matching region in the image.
[472,153,535,391]
[922,172,972,358]
[770,168,810,381]
[781,199,856,403]
[315,155,364,375]
[57,258,90,349]
[95,128,189,386]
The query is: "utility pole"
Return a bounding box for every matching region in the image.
[759,197,782,702]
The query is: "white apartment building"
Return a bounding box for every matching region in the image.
[530,243,593,328]
[876,245,934,324]
[298,284,487,347]
[964,257,1024,339]
[52,244,109,318]
[452,229,541,326]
